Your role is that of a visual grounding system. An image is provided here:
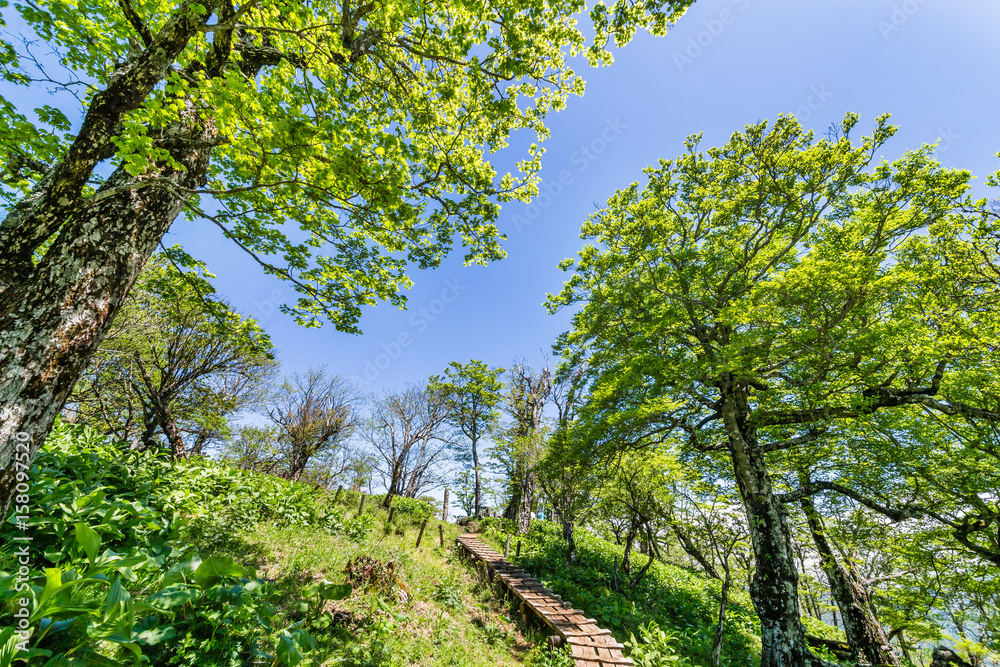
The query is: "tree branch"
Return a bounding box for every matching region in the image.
[117,0,154,47]
[776,481,922,523]
[758,427,826,453]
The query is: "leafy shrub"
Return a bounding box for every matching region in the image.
[625,621,692,666]
[344,513,375,542]
[388,496,435,522]
[0,423,322,666]
[432,577,464,610]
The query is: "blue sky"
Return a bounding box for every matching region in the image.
[161,0,1000,391]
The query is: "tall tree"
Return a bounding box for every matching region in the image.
[538,354,594,564]
[264,368,359,481]
[795,469,898,666]
[497,359,551,533]
[0,0,696,514]
[547,114,1000,666]
[360,384,451,506]
[430,360,504,517]
[68,253,275,457]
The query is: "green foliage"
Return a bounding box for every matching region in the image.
[626,621,692,667]
[544,113,1000,660]
[430,361,506,458]
[0,422,336,665]
[344,513,376,542]
[70,254,276,454]
[2,0,696,330]
[432,576,464,610]
[483,520,760,666]
[389,496,436,523]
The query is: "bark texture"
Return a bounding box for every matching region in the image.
[719,382,827,667]
[798,474,899,666]
[0,0,219,517]
[0,128,215,513]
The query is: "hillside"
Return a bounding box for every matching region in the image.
[0,424,564,666]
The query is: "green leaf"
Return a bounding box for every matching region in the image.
[133,624,176,647]
[161,551,202,586]
[318,582,352,601]
[73,523,101,564]
[192,555,247,588]
[145,584,202,610]
[275,627,316,667]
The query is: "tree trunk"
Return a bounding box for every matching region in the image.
[472,433,482,517]
[930,647,974,667]
[383,463,404,507]
[151,397,186,459]
[798,477,899,667]
[669,520,722,580]
[404,435,430,497]
[562,518,576,565]
[622,525,635,574]
[711,562,732,667]
[0,128,214,516]
[138,411,160,450]
[515,472,535,533]
[504,465,536,534]
[720,388,825,667]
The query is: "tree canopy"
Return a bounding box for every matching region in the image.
[0,0,695,515]
[547,113,1000,666]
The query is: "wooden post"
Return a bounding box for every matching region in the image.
[504,534,511,557]
[519,601,529,626]
[438,523,445,547]
[442,487,449,523]
[415,518,428,547]
[358,493,366,516]
[516,540,522,559]
[334,485,343,502]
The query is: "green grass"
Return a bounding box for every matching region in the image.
[229,507,554,666]
[0,422,566,666]
[474,518,763,667]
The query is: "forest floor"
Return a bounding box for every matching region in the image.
[1,423,569,667]
[232,515,561,666]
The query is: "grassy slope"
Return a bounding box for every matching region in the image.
[3,423,843,666]
[0,424,558,666]
[475,519,764,666]
[232,508,552,666]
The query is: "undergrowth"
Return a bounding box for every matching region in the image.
[0,423,547,666]
[477,518,763,667]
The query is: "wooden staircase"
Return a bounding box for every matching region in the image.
[456,534,632,667]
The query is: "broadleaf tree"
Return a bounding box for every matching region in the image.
[68,253,275,457]
[430,360,504,517]
[0,0,695,513]
[547,113,1000,666]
